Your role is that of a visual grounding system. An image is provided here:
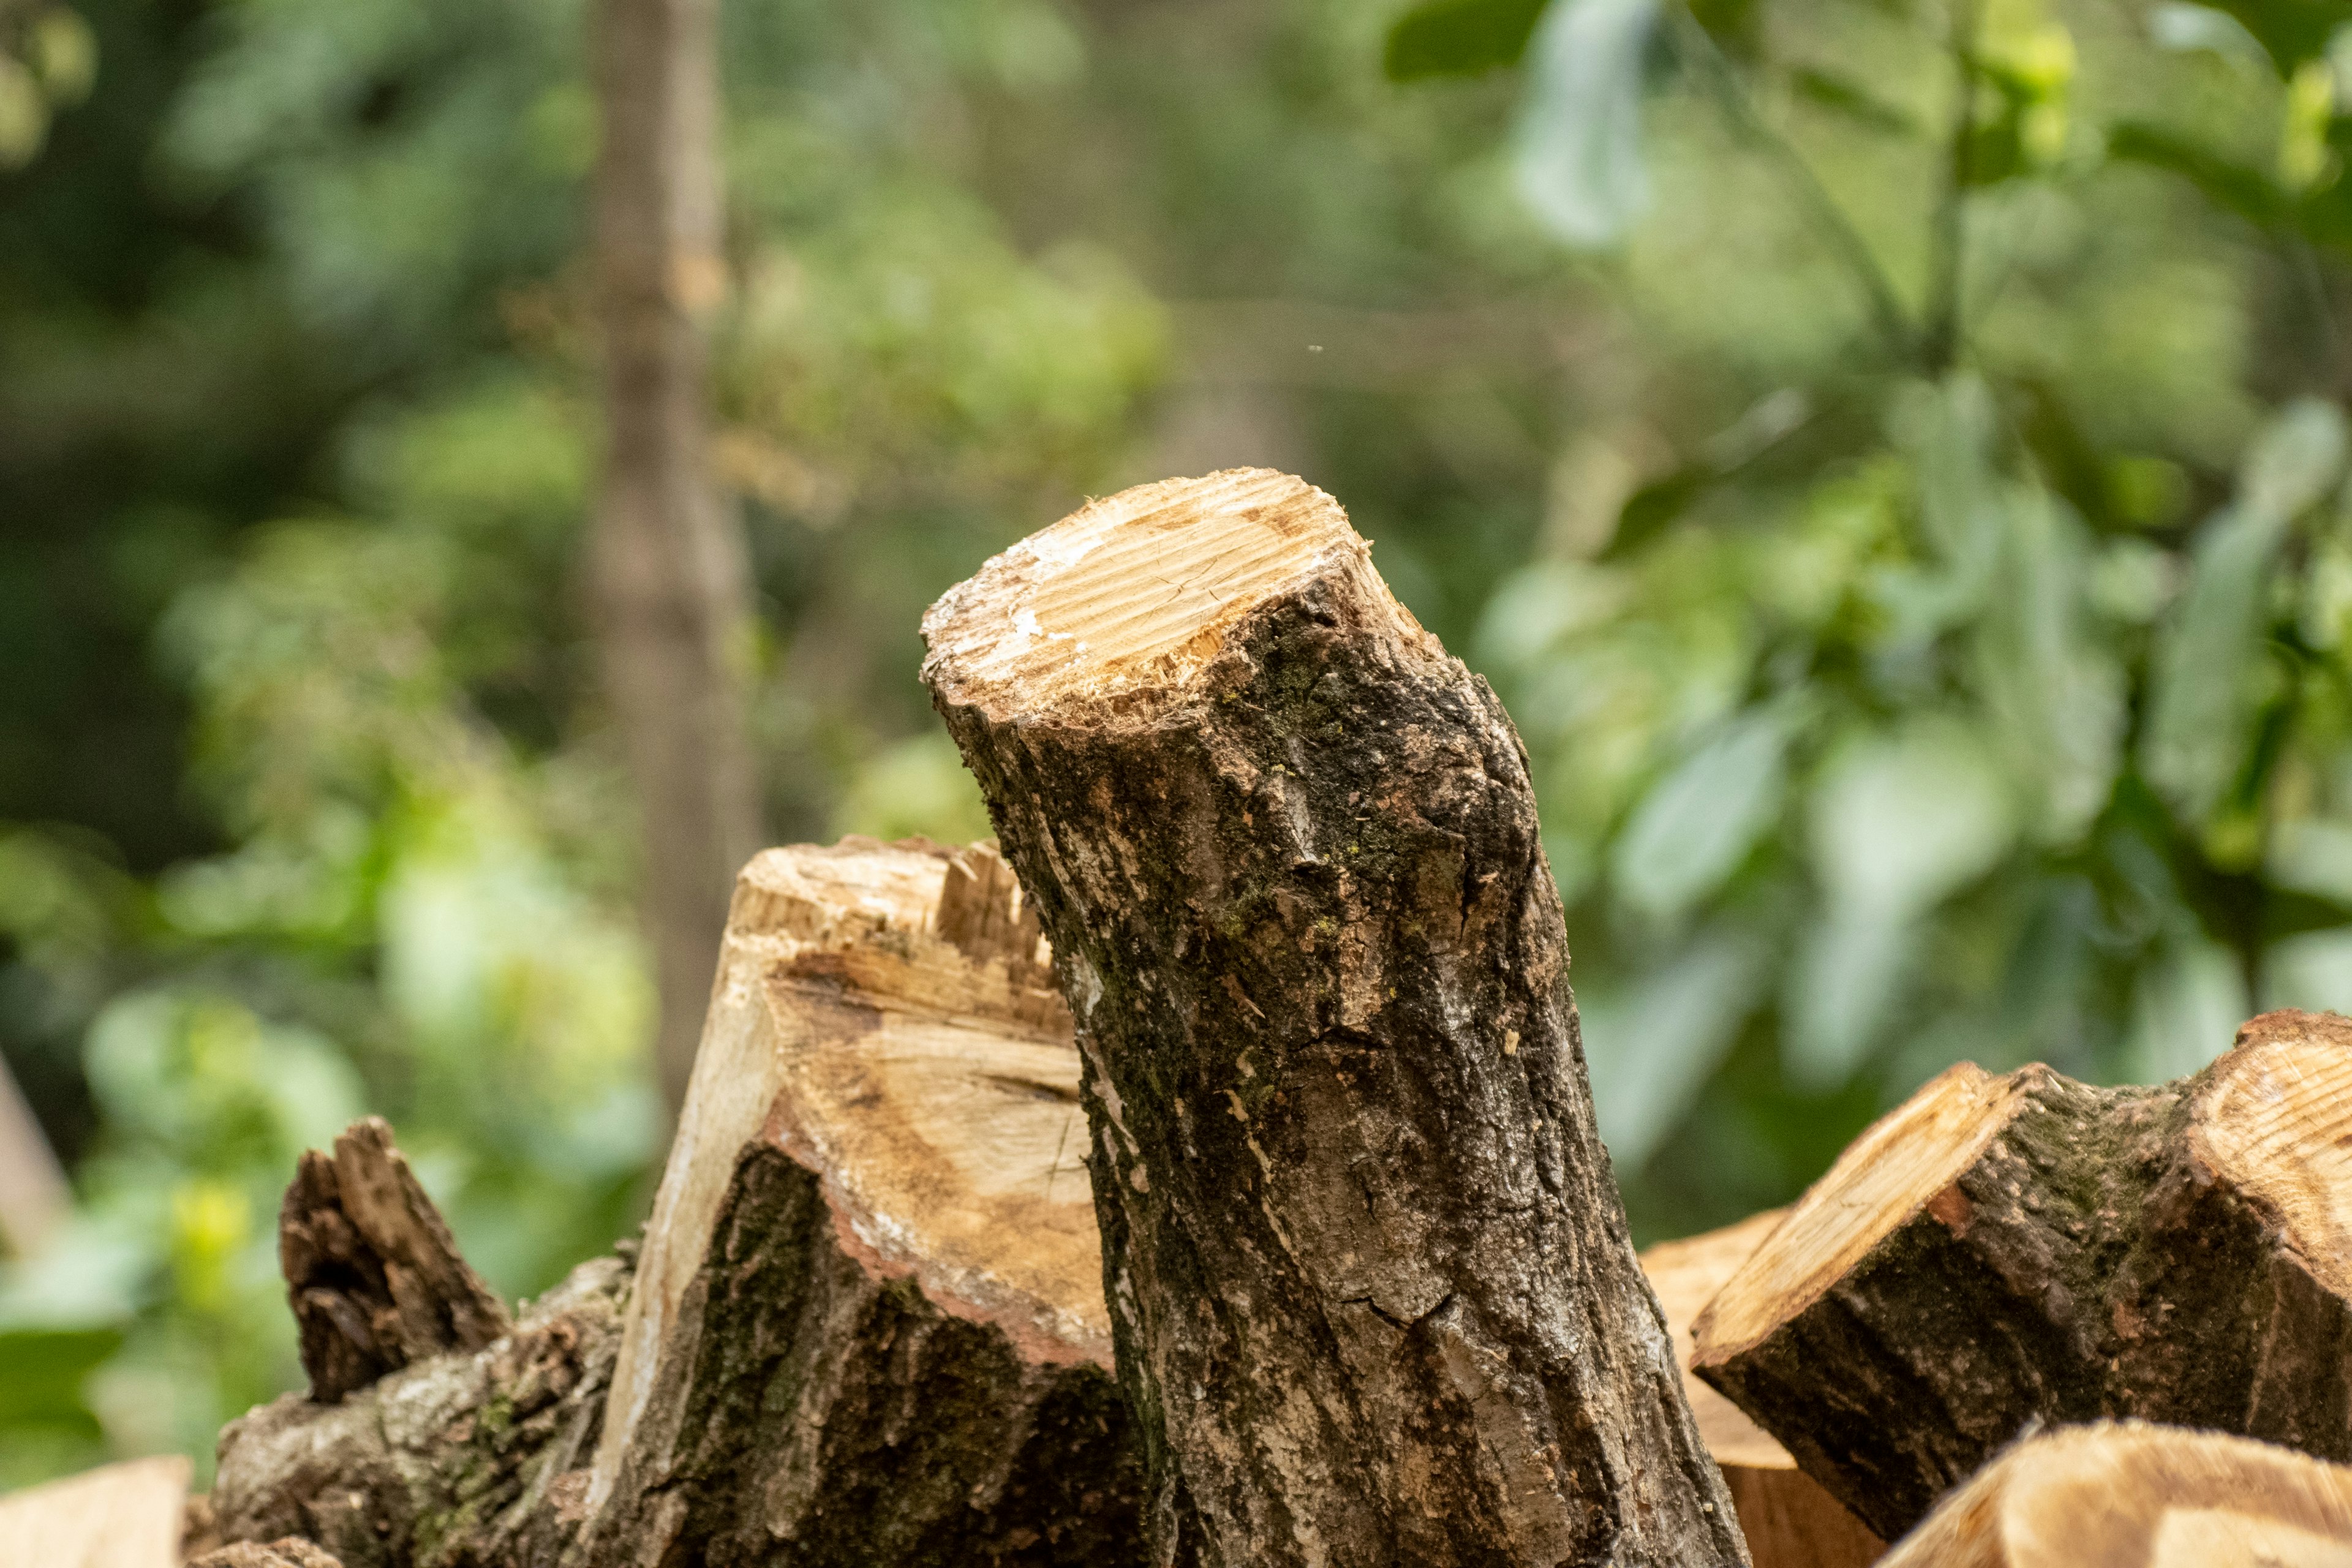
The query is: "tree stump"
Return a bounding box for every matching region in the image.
[924,469,1747,1567]
[576,835,1141,1567]
[1694,1008,2352,1542]
[1641,1215,1884,1568]
[1876,1422,2352,1568]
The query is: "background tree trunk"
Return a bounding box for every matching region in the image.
[590,0,760,1116]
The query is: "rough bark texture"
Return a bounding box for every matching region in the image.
[579,836,1141,1568]
[923,470,1747,1568]
[590,0,760,1115]
[1876,1421,2352,1568]
[211,1252,625,1568]
[190,1540,348,1568]
[1694,1009,2352,1542]
[281,1118,510,1402]
[1640,1216,1884,1568]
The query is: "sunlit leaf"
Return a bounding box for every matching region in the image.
[1785,909,1912,1087]
[1383,0,1548,81]
[0,55,47,168]
[2127,936,2247,1081]
[2148,2,2272,72]
[1810,719,2018,919]
[2266,925,2352,1012]
[1581,932,1759,1166]
[2239,397,2348,517]
[26,9,96,106]
[1612,703,1796,921]
[1512,0,1658,248]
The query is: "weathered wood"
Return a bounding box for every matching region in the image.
[1641,1215,1884,1568]
[923,469,1748,1568]
[576,835,1141,1566]
[1877,1422,2352,1568]
[1694,1008,2352,1542]
[189,1539,347,1567]
[281,1117,510,1402]
[0,1455,189,1568]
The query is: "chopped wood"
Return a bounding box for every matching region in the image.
[0,1455,190,1568]
[187,1539,345,1568]
[924,469,1748,1567]
[576,835,1140,1565]
[1694,1008,2352,1541]
[1642,1214,1885,1568]
[279,1116,509,1402]
[1876,1422,2352,1568]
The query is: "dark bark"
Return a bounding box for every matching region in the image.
[590,0,760,1116]
[281,1117,510,1402]
[923,470,1747,1568]
[1694,1009,2352,1542]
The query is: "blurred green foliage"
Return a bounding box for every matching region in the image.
[9,0,2352,1492]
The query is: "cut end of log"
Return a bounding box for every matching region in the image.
[279,1116,509,1403]
[1694,1061,2022,1365]
[1879,1422,2352,1568]
[2192,1008,2352,1298]
[0,1455,190,1568]
[920,468,1427,721]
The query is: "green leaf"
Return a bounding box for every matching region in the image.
[1789,67,1918,137]
[1786,908,1912,1087]
[0,1327,119,1434]
[1581,932,1760,1166]
[1613,703,1796,921]
[1383,0,1549,81]
[1809,718,2016,919]
[1512,0,1659,248]
[2127,937,2246,1081]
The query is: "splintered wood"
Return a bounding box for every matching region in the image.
[1694,1009,2352,1542]
[0,1455,189,1568]
[1877,1423,2352,1568]
[925,469,1747,1568]
[580,835,1139,1566]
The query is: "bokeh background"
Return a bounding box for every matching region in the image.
[5,0,2351,1488]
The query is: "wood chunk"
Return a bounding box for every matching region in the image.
[280,1117,509,1402]
[1877,1422,2352,1568]
[188,1539,345,1568]
[1642,1215,1885,1568]
[1693,1009,2352,1542]
[924,470,1747,1567]
[579,836,1140,1566]
[0,1455,190,1568]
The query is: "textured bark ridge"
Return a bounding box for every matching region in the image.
[577,836,1141,1567]
[1875,1422,2352,1568]
[281,1117,511,1402]
[1640,1216,1884,1568]
[1693,1008,2352,1542]
[213,1237,625,1568]
[923,469,1747,1568]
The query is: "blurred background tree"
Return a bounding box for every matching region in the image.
[3,0,2351,1490]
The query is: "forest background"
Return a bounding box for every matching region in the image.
[4,0,2349,1489]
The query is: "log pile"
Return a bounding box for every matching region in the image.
[16,470,2352,1568]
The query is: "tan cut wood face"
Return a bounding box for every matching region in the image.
[2192,1009,2352,1300]
[1886,1422,2352,1568]
[1640,1210,1795,1472]
[921,468,1417,719]
[0,1455,189,1568]
[1697,1063,2026,1362]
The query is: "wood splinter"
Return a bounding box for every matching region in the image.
[924,469,1747,1567]
[1694,1008,2352,1543]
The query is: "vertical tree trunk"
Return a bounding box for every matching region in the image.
[922,469,1748,1568]
[590,0,760,1115]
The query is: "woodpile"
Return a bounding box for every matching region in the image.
[12,471,2352,1567]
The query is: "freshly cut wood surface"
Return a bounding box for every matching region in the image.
[0,1455,190,1568]
[579,835,1140,1566]
[1877,1422,2352,1568]
[926,470,1747,1567]
[280,1117,510,1401]
[1642,1214,1885,1568]
[1693,1008,2352,1542]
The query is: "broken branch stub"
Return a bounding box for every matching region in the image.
[1694,1008,2352,1542]
[923,469,1748,1568]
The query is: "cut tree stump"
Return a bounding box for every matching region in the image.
[214,839,1143,1568]
[1693,1008,2352,1542]
[576,835,1141,1566]
[0,1455,189,1568]
[1875,1422,2352,1568]
[924,469,1748,1568]
[1641,1214,1885,1568]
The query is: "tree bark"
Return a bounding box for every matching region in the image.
[1875,1422,2352,1568]
[1692,1009,2352,1542]
[1640,1215,1884,1568]
[922,469,1748,1568]
[590,0,760,1117]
